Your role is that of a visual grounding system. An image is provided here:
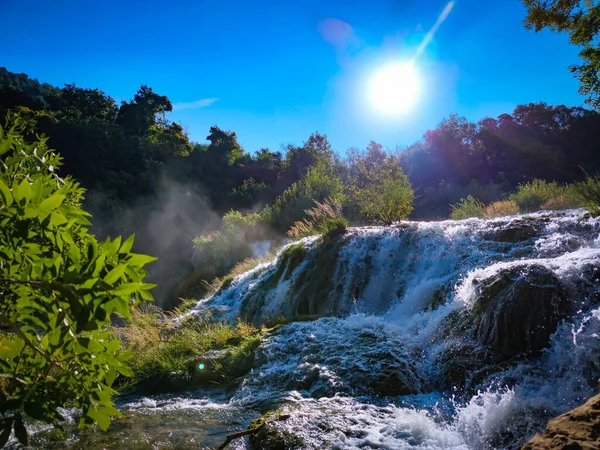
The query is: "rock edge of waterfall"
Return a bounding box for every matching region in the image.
[521,393,600,449]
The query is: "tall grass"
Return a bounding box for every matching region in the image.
[484,200,519,218]
[449,195,486,220]
[288,197,345,238]
[113,308,258,389]
[574,176,600,216]
[508,179,565,212]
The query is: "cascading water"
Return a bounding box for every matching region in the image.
[15,210,600,449]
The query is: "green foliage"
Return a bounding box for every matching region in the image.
[347,142,414,224]
[115,309,259,389]
[0,116,156,443]
[574,175,600,215]
[287,197,344,239]
[508,179,566,212]
[522,0,600,109]
[318,217,348,238]
[270,163,346,232]
[450,195,486,220]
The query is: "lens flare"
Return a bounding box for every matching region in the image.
[198,363,205,370]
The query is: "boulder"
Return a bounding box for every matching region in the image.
[486,222,540,243]
[473,264,570,357]
[521,394,600,449]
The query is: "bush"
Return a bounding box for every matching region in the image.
[484,200,520,218]
[450,195,486,220]
[287,197,344,239]
[573,176,600,215]
[347,144,414,224]
[318,217,348,238]
[270,163,346,232]
[540,194,580,211]
[508,179,565,212]
[0,115,156,443]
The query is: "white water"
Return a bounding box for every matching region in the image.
[187,210,600,449]
[18,210,600,449]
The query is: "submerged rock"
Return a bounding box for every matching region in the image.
[521,393,600,449]
[473,264,570,357]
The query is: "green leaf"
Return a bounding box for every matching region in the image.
[14,178,31,205]
[14,413,28,446]
[50,211,68,227]
[68,243,81,264]
[104,265,126,285]
[86,406,111,431]
[39,194,65,211]
[128,254,158,267]
[112,282,143,296]
[119,234,135,254]
[0,179,12,207]
[0,136,11,155]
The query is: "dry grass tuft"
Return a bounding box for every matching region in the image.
[287,197,344,238]
[484,200,520,218]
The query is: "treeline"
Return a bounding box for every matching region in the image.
[2,67,600,306]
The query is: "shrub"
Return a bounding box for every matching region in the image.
[287,197,344,238]
[449,195,486,220]
[540,194,579,211]
[0,115,156,443]
[318,217,348,238]
[270,163,346,232]
[573,176,600,215]
[347,144,414,224]
[508,179,565,212]
[484,200,520,218]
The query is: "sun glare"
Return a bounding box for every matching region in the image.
[368,62,420,115]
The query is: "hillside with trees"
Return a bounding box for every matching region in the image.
[2,67,600,308]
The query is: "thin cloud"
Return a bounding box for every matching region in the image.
[172,98,219,111]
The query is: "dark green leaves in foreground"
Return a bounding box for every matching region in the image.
[0,114,156,446]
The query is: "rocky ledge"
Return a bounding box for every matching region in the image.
[521,393,600,449]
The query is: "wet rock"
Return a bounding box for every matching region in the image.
[521,393,600,450]
[249,414,305,450]
[486,222,540,243]
[473,264,570,357]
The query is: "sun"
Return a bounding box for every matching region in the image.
[368,62,420,115]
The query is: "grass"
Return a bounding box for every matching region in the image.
[449,195,486,220]
[318,216,348,239]
[208,251,279,294]
[449,179,588,220]
[287,197,345,238]
[508,179,570,212]
[574,176,600,216]
[484,200,519,218]
[113,307,261,391]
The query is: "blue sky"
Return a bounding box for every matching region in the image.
[1,0,584,154]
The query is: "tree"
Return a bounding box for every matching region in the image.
[348,142,414,224]
[117,85,172,136]
[522,0,600,109]
[0,115,156,446]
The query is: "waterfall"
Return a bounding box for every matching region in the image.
[190,209,600,448]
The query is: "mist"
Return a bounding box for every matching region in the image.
[87,175,223,308]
